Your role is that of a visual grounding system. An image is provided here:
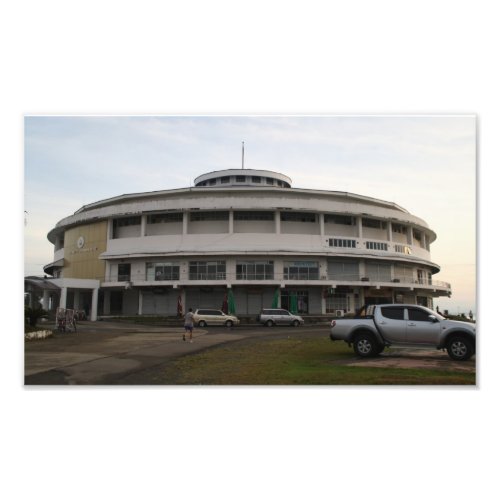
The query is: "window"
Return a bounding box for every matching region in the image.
[147,212,183,224]
[208,178,217,186]
[413,230,422,241]
[381,307,405,320]
[326,293,350,314]
[236,261,274,280]
[113,216,141,228]
[366,241,388,251]
[328,260,359,280]
[283,261,319,280]
[118,263,131,282]
[251,176,261,183]
[365,262,391,281]
[236,175,246,182]
[392,223,407,234]
[190,211,229,221]
[281,212,316,223]
[266,177,274,185]
[220,176,230,184]
[198,310,223,316]
[281,291,309,313]
[189,261,226,280]
[394,244,412,254]
[362,218,387,229]
[329,238,356,248]
[408,308,432,322]
[146,262,180,281]
[233,211,274,221]
[324,214,354,225]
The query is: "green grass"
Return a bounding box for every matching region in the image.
[142,337,476,385]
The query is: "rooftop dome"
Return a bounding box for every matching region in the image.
[194,169,292,188]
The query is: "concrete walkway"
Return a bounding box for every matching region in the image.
[24,320,247,385]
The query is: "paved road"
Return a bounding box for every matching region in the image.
[25,321,293,385]
[24,321,475,385]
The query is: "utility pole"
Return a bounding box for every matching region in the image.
[242,141,245,169]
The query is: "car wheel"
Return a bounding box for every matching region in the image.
[353,333,379,358]
[446,336,474,361]
[266,320,274,327]
[225,320,233,327]
[291,320,300,327]
[198,320,207,327]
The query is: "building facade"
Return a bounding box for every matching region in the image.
[43,169,451,320]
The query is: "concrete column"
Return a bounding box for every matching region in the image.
[319,213,325,237]
[229,210,234,234]
[91,287,99,321]
[59,287,68,309]
[179,288,187,316]
[42,290,50,310]
[275,210,281,234]
[407,226,414,245]
[321,293,327,314]
[74,290,80,310]
[359,260,366,279]
[183,211,188,234]
[141,214,147,237]
[387,221,392,242]
[103,290,111,315]
[357,216,363,239]
[107,219,114,240]
[138,289,143,315]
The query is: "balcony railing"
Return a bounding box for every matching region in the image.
[106,271,451,289]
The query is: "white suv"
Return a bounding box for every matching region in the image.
[193,309,240,327]
[258,309,304,327]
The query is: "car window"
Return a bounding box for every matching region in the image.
[408,308,432,322]
[381,307,405,320]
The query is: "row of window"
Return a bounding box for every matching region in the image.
[329,239,412,254]
[196,176,291,187]
[111,213,424,234]
[381,306,433,322]
[116,261,431,283]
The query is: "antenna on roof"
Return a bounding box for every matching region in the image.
[242,141,245,169]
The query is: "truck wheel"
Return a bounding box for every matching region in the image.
[266,320,274,327]
[446,336,474,361]
[353,333,379,358]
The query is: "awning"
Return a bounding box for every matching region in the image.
[24,276,61,291]
[43,258,64,275]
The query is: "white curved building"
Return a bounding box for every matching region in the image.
[43,168,451,320]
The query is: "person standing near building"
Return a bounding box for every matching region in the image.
[183,307,194,343]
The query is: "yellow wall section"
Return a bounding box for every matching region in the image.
[64,222,107,281]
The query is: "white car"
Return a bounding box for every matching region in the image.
[193,309,240,327]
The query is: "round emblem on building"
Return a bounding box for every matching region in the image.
[77,236,85,249]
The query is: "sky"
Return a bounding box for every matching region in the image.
[24,115,476,315]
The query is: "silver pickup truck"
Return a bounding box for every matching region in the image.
[329,304,476,361]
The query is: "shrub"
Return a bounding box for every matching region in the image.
[25,306,48,327]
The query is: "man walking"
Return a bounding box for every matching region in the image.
[183,307,194,343]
